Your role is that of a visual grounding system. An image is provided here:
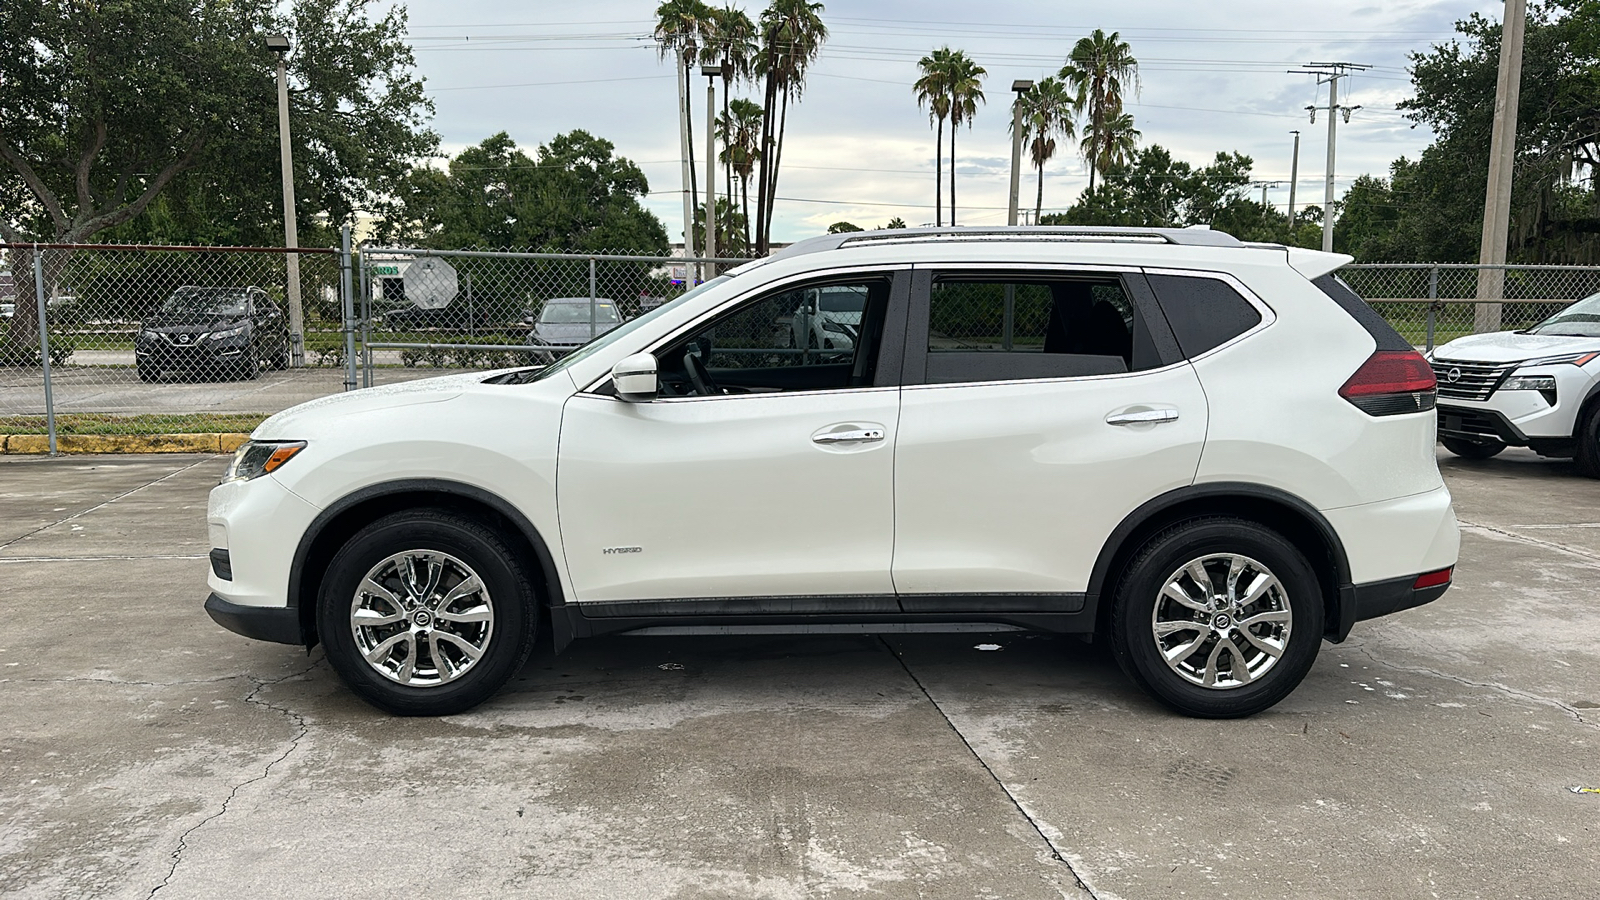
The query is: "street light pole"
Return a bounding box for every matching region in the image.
[1007,80,1033,227]
[676,52,697,282]
[1475,0,1528,333]
[266,35,305,367]
[702,66,721,280]
[1287,130,1300,238]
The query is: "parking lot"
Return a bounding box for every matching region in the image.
[1,449,1596,899]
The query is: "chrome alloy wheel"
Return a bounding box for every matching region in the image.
[350,550,495,687]
[1151,554,1292,690]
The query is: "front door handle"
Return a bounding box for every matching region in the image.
[813,428,884,444]
[1106,408,1179,426]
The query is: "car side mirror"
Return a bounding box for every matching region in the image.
[613,353,658,402]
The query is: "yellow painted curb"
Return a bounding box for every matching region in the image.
[0,433,253,454]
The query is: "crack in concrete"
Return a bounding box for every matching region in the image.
[146,660,319,899]
[0,457,219,554]
[1345,642,1594,730]
[1457,518,1600,564]
[17,675,239,687]
[878,637,1103,900]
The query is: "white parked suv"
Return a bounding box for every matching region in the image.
[1428,292,1600,475]
[204,227,1459,718]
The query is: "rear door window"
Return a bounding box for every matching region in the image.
[919,275,1166,384]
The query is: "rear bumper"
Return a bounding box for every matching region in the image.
[205,592,302,645]
[1346,573,1451,623]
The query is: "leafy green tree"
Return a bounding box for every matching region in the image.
[884,217,908,228]
[381,131,667,254]
[1047,145,1283,239]
[826,221,863,233]
[0,0,432,357]
[914,47,956,227]
[1060,29,1139,193]
[1012,77,1077,220]
[944,51,987,226]
[717,97,764,252]
[754,0,827,254]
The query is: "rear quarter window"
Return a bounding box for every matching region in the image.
[1310,274,1413,351]
[1146,274,1263,358]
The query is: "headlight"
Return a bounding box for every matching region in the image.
[223,440,306,483]
[210,324,249,341]
[1502,375,1556,392]
[1522,351,1600,367]
[1501,374,1558,406]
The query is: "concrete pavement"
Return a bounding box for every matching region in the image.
[0,450,1596,898]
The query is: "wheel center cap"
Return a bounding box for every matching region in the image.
[1212,613,1232,630]
[412,610,433,628]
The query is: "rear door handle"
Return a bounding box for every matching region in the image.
[813,428,884,444]
[1106,408,1179,426]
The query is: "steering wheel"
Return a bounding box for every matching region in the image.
[682,340,722,396]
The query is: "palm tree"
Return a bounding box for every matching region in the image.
[944,51,986,225]
[1010,76,1076,219]
[718,97,764,251]
[701,4,756,215]
[913,47,956,227]
[754,0,827,254]
[1059,29,1139,193]
[1082,111,1140,181]
[655,0,712,213]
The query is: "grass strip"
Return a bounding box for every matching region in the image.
[0,413,268,435]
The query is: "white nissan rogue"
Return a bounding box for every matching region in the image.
[1429,291,1600,475]
[205,227,1459,718]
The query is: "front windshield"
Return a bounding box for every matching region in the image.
[539,302,620,324]
[160,288,248,317]
[514,275,734,384]
[1525,292,1600,337]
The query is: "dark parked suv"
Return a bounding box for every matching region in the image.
[136,286,291,381]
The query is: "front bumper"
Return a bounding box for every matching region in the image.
[1434,363,1591,444]
[205,592,303,644]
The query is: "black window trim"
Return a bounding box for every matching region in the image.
[900,263,1186,388]
[580,264,914,398]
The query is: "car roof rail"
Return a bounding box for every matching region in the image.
[754,226,1247,266]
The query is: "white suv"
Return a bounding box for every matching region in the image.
[1429,292,1600,475]
[204,227,1459,718]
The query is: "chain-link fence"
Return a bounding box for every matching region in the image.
[4,243,1599,453]
[1342,264,1600,351]
[354,247,745,386]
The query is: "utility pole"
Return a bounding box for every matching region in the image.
[1475,0,1528,333]
[266,35,305,367]
[1008,80,1033,226]
[703,66,721,281]
[1287,130,1301,238]
[676,50,696,281]
[1290,62,1368,253]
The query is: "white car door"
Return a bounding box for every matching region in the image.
[891,267,1208,608]
[557,269,909,608]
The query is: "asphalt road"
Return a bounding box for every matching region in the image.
[1,449,1596,898]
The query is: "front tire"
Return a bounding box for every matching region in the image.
[1110,517,1324,718]
[1572,404,1600,478]
[1442,436,1506,460]
[318,509,539,716]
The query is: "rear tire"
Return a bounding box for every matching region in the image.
[318,509,538,716]
[1575,405,1600,478]
[1109,517,1324,719]
[1441,436,1506,460]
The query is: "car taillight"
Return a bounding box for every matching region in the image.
[1339,350,1437,416]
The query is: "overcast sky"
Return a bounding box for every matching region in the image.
[392,0,1507,244]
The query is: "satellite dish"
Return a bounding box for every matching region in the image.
[402,257,458,310]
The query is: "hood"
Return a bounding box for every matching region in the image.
[254,370,491,438]
[1432,330,1600,365]
[144,313,246,332]
[534,321,617,345]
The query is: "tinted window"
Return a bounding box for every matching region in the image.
[655,277,892,395]
[1146,274,1263,358]
[924,277,1155,384]
[1311,274,1415,350]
